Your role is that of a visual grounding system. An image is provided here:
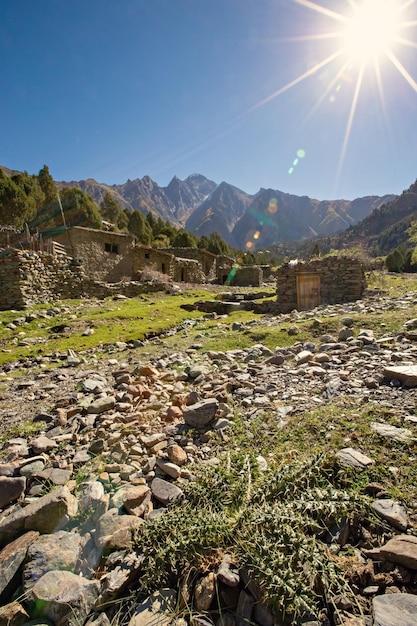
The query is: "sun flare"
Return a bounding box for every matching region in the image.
[245,0,417,189]
[341,0,401,64]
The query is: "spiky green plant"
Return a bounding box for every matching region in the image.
[133,453,367,624]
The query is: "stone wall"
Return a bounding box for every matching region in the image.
[133,247,174,278]
[229,266,263,287]
[276,257,367,313]
[0,249,85,310]
[0,249,170,310]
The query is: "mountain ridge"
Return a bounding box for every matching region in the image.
[0,164,398,249]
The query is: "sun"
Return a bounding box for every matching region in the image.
[244,0,417,189]
[341,0,402,64]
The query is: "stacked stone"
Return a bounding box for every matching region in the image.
[0,250,176,311]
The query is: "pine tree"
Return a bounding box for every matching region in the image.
[38,165,57,205]
[0,173,28,228]
[128,210,152,244]
[100,192,128,230]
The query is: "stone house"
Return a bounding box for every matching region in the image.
[133,246,206,283]
[53,226,136,283]
[276,257,367,313]
[163,248,236,284]
[163,248,218,281]
[133,246,174,278]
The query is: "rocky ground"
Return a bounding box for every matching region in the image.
[1,289,417,625]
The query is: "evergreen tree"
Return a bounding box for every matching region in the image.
[128,210,152,244]
[152,234,171,248]
[207,231,232,256]
[385,248,405,272]
[11,171,45,223]
[100,192,128,230]
[197,235,210,250]
[172,229,197,248]
[29,188,102,232]
[38,165,57,205]
[0,171,28,228]
[145,211,157,232]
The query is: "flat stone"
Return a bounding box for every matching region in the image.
[139,433,166,448]
[19,459,46,477]
[379,535,417,570]
[156,459,181,479]
[383,365,417,387]
[30,435,58,454]
[167,444,187,466]
[72,448,91,464]
[151,477,184,506]
[183,398,219,429]
[122,486,151,516]
[77,480,108,520]
[336,448,374,469]
[87,396,116,414]
[0,601,30,626]
[0,463,17,478]
[0,531,39,602]
[94,508,144,550]
[129,588,176,626]
[373,593,417,626]
[35,468,73,486]
[194,572,216,611]
[31,570,99,624]
[295,350,313,365]
[370,422,414,443]
[23,531,82,592]
[0,486,78,547]
[371,499,408,531]
[217,554,239,587]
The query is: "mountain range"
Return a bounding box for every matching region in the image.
[56,172,396,250]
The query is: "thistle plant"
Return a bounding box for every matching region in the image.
[133,453,368,624]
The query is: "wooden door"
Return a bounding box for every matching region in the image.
[297,274,320,310]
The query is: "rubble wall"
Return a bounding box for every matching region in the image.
[229,266,263,287]
[0,249,168,310]
[0,249,85,310]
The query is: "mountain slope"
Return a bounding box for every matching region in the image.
[332,181,417,255]
[231,189,395,249]
[163,174,216,223]
[185,181,253,245]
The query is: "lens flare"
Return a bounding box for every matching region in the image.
[268,198,278,214]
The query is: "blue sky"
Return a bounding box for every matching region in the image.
[2,0,417,200]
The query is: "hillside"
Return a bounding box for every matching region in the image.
[332,180,417,256]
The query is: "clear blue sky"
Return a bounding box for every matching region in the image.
[2,0,417,200]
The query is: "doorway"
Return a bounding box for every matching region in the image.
[297,274,320,310]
